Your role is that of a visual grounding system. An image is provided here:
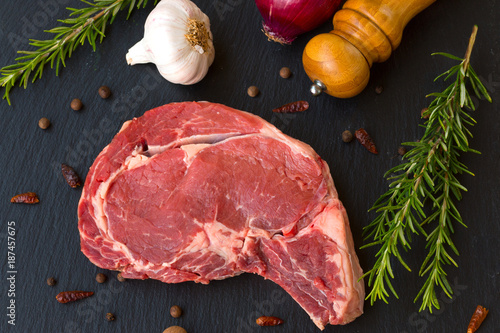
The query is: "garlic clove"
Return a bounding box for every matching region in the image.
[156,51,206,85]
[126,39,153,65]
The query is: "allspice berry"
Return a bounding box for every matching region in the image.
[38,117,50,129]
[162,326,187,333]
[71,98,83,111]
[170,305,182,318]
[46,277,56,286]
[421,107,429,119]
[96,273,107,283]
[247,86,259,98]
[117,273,126,282]
[342,130,353,143]
[375,85,384,94]
[279,67,292,79]
[98,86,111,99]
[398,146,407,156]
[106,313,115,321]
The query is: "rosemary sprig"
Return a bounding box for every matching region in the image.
[361,26,492,312]
[0,0,158,105]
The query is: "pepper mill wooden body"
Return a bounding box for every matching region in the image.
[303,0,436,98]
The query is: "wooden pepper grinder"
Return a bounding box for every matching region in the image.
[302,0,436,98]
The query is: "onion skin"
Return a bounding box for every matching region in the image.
[255,0,342,44]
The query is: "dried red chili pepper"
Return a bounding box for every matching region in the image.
[10,192,39,204]
[256,316,284,326]
[61,164,82,188]
[56,291,94,304]
[467,305,489,333]
[355,128,378,154]
[272,101,309,113]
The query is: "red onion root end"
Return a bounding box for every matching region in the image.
[262,23,295,45]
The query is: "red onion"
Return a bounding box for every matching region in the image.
[255,0,341,44]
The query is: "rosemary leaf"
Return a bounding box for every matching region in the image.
[0,0,158,105]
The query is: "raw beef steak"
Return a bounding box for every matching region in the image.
[78,102,364,329]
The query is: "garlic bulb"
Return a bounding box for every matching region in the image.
[126,0,215,85]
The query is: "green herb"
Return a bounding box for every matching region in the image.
[361,26,491,312]
[0,0,158,105]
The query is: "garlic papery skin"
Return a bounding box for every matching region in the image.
[126,0,215,85]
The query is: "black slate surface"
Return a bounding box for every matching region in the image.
[1,1,499,332]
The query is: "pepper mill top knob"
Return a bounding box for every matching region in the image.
[303,0,436,98]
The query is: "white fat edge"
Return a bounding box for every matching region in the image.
[92,167,126,235]
[281,207,344,266]
[91,166,154,271]
[309,200,365,318]
[308,201,347,262]
[259,122,317,158]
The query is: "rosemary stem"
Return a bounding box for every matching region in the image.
[362,26,491,312]
[61,0,124,45]
[0,0,157,105]
[463,25,478,71]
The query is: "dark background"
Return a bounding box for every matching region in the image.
[0,0,499,332]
